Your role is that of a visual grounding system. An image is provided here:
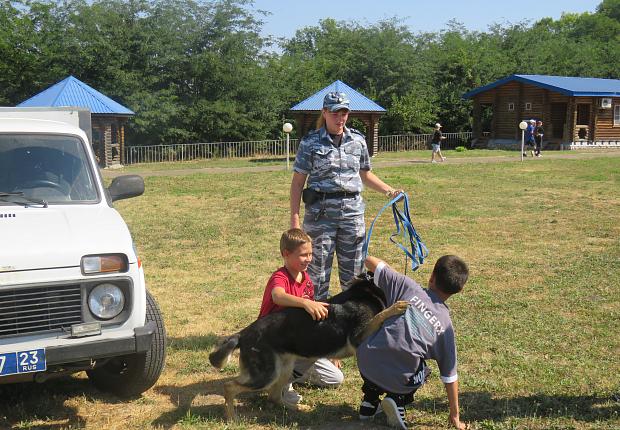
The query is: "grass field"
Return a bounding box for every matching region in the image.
[1,151,619,429]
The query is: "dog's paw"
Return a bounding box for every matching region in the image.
[283,402,310,412]
[386,300,409,317]
[296,404,312,413]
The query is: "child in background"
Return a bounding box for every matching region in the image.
[534,120,544,157]
[431,123,447,163]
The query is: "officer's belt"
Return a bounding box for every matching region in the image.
[320,191,359,198]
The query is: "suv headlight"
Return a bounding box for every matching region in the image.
[88,283,125,319]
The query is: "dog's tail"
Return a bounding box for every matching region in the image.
[209,333,240,369]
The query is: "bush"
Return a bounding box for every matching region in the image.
[455,146,467,152]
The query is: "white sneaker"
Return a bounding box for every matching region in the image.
[282,383,302,404]
[381,397,408,429]
[431,160,437,163]
[441,157,446,161]
[359,400,383,420]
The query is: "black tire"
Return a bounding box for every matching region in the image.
[87,290,166,397]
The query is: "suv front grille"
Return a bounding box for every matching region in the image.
[0,285,83,337]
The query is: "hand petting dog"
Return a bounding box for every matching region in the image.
[302,299,330,320]
[271,286,330,320]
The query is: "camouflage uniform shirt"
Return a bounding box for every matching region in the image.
[294,126,371,218]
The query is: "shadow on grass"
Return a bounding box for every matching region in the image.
[0,376,127,429]
[167,334,221,352]
[152,377,620,428]
[153,377,376,429]
[418,391,620,422]
[249,157,288,164]
[152,377,228,427]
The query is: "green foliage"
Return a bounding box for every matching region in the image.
[0,1,618,144]
[597,0,620,20]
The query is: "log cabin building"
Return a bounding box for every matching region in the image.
[18,76,134,168]
[289,80,386,155]
[463,75,620,149]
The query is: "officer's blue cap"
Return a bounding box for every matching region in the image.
[323,92,351,112]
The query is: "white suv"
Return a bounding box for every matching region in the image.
[0,110,165,397]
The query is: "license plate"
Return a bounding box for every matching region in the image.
[0,348,46,376]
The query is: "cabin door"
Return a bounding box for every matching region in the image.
[481,104,493,133]
[575,103,591,140]
[550,102,567,139]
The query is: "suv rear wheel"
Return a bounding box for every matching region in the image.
[87,290,166,397]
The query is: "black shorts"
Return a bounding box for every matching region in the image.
[360,360,428,405]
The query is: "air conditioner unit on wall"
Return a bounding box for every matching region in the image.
[600,98,612,109]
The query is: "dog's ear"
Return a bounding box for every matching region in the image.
[362,272,387,307]
[357,271,374,282]
[347,272,373,290]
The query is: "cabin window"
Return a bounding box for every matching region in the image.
[508,102,514,111]
[524,102,532,111]
[614,105,620,126]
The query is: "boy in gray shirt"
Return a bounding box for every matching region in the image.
[356,255,469,430]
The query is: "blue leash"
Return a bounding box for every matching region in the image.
[361,192,429,271]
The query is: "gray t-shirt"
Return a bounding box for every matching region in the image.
[356,262,458,394]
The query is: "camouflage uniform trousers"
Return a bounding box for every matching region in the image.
[303,212,366,300]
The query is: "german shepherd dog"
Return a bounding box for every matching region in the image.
[209,274,408,420]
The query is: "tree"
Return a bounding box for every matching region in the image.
[2,0,618,142]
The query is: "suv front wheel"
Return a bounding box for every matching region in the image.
[87,290,166,397]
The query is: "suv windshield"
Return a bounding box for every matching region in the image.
[0,134,98,204]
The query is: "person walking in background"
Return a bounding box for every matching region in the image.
[290,91,403,301]
[525,119,536,157]
[431,123,447,163]
[534,120,544,157]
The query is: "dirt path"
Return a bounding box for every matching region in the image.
[101,150,620,178]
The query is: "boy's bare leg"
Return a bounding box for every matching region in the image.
[360,301,409,340]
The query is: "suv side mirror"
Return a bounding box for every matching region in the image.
[107,175,145,202]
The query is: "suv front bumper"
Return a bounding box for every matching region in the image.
[46,322,155,366]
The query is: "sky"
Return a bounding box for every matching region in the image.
[250,0,603,40]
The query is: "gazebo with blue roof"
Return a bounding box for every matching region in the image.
[463,74,620,150]
[18,76,135,167]
[290,80,386,155]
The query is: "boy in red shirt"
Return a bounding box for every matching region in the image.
[258,228,344,404]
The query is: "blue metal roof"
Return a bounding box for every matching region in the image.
[463,74,620,99]
[290,80,386,112]
[18,76,134,115]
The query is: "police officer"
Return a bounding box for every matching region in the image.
[290,91,402,300]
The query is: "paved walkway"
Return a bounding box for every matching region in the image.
[101,150,620,178]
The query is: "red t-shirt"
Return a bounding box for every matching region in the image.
[258,266,314,318]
